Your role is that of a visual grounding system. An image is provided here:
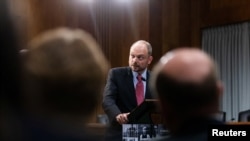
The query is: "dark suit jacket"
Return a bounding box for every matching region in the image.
[102,67,153,141]
[152,117,225,141]
[102,67,153,125]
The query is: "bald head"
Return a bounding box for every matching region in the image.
[150,47,224,134]
[150,47,223,119]
[159,48,217,83]
[130,40,152,56]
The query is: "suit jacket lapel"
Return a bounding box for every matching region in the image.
[145,70,152,99]
[125,67,137,106]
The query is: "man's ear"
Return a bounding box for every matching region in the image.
[148,56,153,65]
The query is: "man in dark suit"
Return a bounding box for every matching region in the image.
[102,40,153,141]
[150,47,225,141]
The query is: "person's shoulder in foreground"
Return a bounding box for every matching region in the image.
[149,47,225,141]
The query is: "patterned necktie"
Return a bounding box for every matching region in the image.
[136,73,144,105]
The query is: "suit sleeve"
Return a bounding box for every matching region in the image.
[102,69,121,124]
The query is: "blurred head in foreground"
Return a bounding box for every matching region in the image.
[1,0,22,140]
[150,47,223,133]
[23,27,109,122]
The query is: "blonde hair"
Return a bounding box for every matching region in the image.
[23,27,110,119]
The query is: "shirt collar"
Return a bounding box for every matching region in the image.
[132,69,147,81]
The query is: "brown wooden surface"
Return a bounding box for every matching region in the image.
[227,122,250,125]
[86,123,108,136]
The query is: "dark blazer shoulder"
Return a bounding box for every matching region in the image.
[109,67,132,75]
[110,66,130,71]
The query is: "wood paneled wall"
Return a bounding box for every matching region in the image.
[201,0,250,28]
[161,0,202,51]
[8,0,250,123]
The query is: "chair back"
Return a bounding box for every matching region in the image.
[215,111,226,122]
[238,109,250,122]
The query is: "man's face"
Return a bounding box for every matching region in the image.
[129,43,152,73]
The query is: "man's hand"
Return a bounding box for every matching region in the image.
[116,113,130,125]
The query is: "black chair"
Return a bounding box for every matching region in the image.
[238,109,250,122]
[215,111,226,122]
